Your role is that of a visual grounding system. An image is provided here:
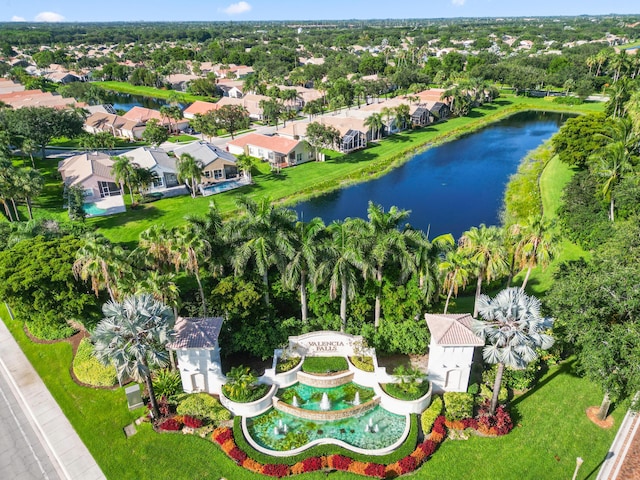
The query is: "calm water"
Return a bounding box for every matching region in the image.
[98,91,186,112]
[295,111,570,240]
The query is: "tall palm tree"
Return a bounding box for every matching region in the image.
[16,168,44,220]
[73,235,125,302]
[592,142,634,222]
[186,202,227,278]
[176,153,204,198]
[364,113,384,140]
[364,202,415,329]
[136,271,181,319]
[225,197,296,306]
[515,216,555,291]
[139,224,173,272]
[410,231,455,304]
[92,294,175,419]
[315,218,368,331]
[394,103,411,131]
[439,249,472,314]
[171,224,210,316]
[459,224,508,317]
[111,156,136,205]
[284,217,326,323]
[22,138,38,168]
[472,288,554,414]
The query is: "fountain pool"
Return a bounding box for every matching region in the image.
[276,382,375,411]
[244,405,407,453]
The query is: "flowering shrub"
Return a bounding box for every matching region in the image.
[261,463,290,477]
[476,405,513,436]
[364,462,386,478]
[418,440,438,457]
[242,457,263,473]
[398,455,418,474]
[301,457,323,473]
[228,446,247,464]
[212,427,233,445]
[182,415,203,429]
[328,454,353,471]
[158,417,182,431]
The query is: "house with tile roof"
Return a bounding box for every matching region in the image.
[123,146,188,197]
[166,317,226,394]
[227,132,314,169]
[278,117,369,153]
[84,112,145,140]
[122,106,189,132]
[172,141,240,184]
[215,93,271,120]
[425,313,484,393]
[57,152,121,201]
[183,100,220,120]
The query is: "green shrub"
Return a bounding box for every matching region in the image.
[28,317,77,340]
[349,356,374,372]
[421,395,443,434]
[443,392,474,421]
[72,338,117,387]
[152,369,182,402]
[276,355,301,373]
[480,384,508,403]
[302,356,348,374]
[483,360,542,392]
[222,383,270,403]
[467,383,480,395]
[176,393,231,422]
[381,381,430,401]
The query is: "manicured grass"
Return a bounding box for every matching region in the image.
[167,134,198,143]
[540,154,578,221]
[95,81,214,104]
[1,302,622,480]
[88,96,604,246]
[302,356,349,373]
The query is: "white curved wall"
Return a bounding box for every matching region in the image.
[219,384,277,416]
[376,381,432,415]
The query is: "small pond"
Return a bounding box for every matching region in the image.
[295,111,571,240]
[97,90,186,112]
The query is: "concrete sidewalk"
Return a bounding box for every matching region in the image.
[0,316,106,480]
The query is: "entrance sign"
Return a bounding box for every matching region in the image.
[287,331,370,357]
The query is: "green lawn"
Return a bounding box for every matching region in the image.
[48,137,149,148]
[0,302,622,480]
[94,81,214,104]
[540,154,578,221]
[167,134,199,143]
[86,96,604,246]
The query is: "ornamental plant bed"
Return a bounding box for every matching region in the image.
[275,355,302,374]
[302,356,348,374]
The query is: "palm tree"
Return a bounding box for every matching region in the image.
[136,271,181,319]
[236,154,256,181]
[186,202,227,278]
[16,168,44,220]
[73,235,125,302]
[592,142,634,222]
[439,249,472,314]
[139,224,173,272]
[111,156,136,205]
[315,218,368,331]
[171,224,210,316]
[176,153,204,198]
[364,113,384,140]
[364,202,415,329]
[515,216,555,291]
[381,106,393,133]
[472,288,554,414]
[22,138,38,168]
[459,224,508,318]
[92,294,175,419]
[394,104,411,131]
[410,231,455,304]
[225,197,296,305]
[284,217,326,323]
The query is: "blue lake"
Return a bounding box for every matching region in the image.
[295,111,570,240]
[97,91,187,112]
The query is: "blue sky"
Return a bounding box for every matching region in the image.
[2,0,639,23]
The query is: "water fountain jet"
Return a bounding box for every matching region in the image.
[292,395,299,408]
[319,392,331,411]
[353,391,360,406]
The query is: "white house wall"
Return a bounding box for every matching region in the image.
[426,342,475,393]
[176,346,226,394]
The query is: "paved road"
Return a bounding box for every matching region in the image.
[0,368,61,480]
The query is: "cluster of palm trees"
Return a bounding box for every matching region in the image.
[586,49,640,83]
[363,104,412,141]
[111,155,159,205]
[73,197,555,336]
[440,78,497,117]
[0,158,44,222]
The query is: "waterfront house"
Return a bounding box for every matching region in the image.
[227,133,313,169]
[172,141,239,184]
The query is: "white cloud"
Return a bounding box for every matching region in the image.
[11,16,26,22]
[222,2,252,15]
[34,11,65,22]
[451,0,466,6]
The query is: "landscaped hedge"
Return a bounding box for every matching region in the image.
[380,381,430,401]
[420,395,443,435]
[443,392,475,421]
[349,356,374,372]
[302,356,348,374]
[176,393,231,422]
[231,415,419,466]
[72,338,117,387]
[275,355,302,374]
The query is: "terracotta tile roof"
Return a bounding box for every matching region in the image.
[183,100,220,116]
[167,317,224,349]
[425,313,484,346]
[85,112,143,131]
[57,152,116,186]
[122,106,164,123]
[227,133,299,155]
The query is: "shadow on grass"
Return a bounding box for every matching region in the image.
[511,358,578,410]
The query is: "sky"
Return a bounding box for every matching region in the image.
[1,0,639,23]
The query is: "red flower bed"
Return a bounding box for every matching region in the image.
[461,418,479,430]
[398,455,417,474]
[228,447,247,464]
[475,403,513,436]
[262,463,290,477]
[213,427,233,445]
[364,462,386,478]
[158,417,181,431]
[329,455,353,471]
[301,456,323,473]
[182,415,203,429]
[418,439,438,457]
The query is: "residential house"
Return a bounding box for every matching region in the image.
[172,141,239,184]
[58,152,121,200]
[410,106,433,127]
[183,100,219,120]
[215,94,271,120]
[217,83,244,98]
[0,89,84,110]
[0,79,25,95]
[124,146,188,197]
[122,106,189,133]
[227,133,313,169]
[165,73,199,92]
[425,313,484,393]
[84,112,145,140]
[425,101,451,121]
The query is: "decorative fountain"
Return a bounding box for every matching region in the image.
[292,394,299,408]
[319,392,331,411]
[353,391,360,406]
